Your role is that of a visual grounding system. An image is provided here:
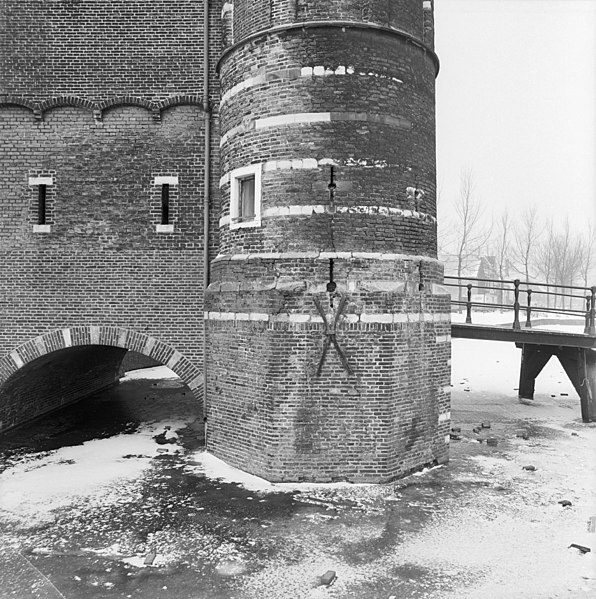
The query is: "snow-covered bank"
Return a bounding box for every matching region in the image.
[120,365,179,382]
[0,419,187,526]
[1,335,594,599]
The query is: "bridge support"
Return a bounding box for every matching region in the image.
[518,344,596,422]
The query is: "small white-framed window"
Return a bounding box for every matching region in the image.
[230,164,262,230]
[28,174,54,233]
[152,175,178,233]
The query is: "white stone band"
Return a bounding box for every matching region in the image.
[220,65,403,107]
[219,157,391,188]
[220,111,411,146]
[213,251,442,265]
[219,204,436,227]
[205,311,450,325]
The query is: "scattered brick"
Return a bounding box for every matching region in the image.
[320,570,337,586]
[144,551,157,566]
[568,544,591,554]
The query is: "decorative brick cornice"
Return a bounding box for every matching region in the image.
[0,94,205,122]
[218,21,440,76]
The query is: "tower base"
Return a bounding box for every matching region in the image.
[205,255,451,483]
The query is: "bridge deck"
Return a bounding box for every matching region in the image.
[451,322,596,422]
[451,323,596,349]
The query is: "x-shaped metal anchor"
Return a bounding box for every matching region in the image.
[313,294,354,377]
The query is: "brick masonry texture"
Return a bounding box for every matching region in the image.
[230,0,425,45]
[218,25,437,258]
[0,345,128,432]
[0,0,225,429]
[1,0,207,101]
[206,1,448,482]
[1,0,450,483]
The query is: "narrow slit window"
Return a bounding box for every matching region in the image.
[238,176,255,222]
[38,184,47,225]
[161,183,170,225]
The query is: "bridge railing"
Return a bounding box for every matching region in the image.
[443,276,596,336]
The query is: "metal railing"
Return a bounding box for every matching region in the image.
[443,276,596,336]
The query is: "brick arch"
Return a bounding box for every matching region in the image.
[39,95,99,115]
[0,97,41,119]
[99,96,156,120]
[0,326,203,398]
[157,94,205,113]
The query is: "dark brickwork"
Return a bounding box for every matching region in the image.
[207,0,449,482]
[0,346,128,432]
[0,325,204,431]
[218,26,437,257]
[0,0,223,429]
[229,0,424,44]
[1,1,451,483]
[0,0,205,101]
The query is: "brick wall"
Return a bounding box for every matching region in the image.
[218,25,438,258]
[0,0,210,101]
[229,1,426,44]
[0,0,449,483]
[207,0,448,482]
[206,256,451,482]
[0,0,223,427]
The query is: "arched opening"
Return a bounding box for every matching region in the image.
[0,327,203,435]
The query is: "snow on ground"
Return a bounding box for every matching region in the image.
[0,419,187,526]
[192,452,275,493]
[119,365,179,381]
[451,336,577,399]
[452,308,587,333]
[1,328,595,598]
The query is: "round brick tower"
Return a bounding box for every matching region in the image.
[206,0,451,482]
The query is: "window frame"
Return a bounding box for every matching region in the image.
[230,163,262,230]
[28,174,54,232]
[152,175,178,233]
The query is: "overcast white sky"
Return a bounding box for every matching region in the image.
[435,0,596,233]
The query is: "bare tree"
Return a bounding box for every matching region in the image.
[578,221,596,288]
[445,169,491,300]
[490,211,513,303]
[535,219,556,308]
[512,205,540,283]
[550,220,584,309]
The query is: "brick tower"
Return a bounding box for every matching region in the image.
[206,0,450,483]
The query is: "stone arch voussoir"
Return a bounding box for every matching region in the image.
[0,326,204,398]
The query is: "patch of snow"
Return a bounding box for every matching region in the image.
[188,452,274,492]
[189,452,389,494]
[451,338,576,399]
[412,464,444,477]
[120,365,179,382]
[0,420,186,525]
[122,554,169,568]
